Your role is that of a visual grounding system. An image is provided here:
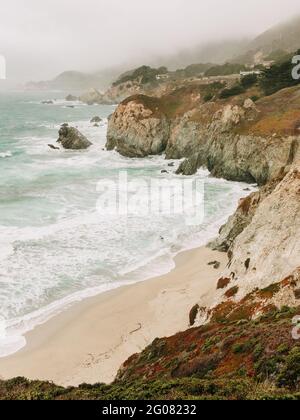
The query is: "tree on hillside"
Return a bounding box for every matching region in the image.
[205,63,247,77]
[260,51,300,96]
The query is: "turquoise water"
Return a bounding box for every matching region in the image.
[0,91,252,356]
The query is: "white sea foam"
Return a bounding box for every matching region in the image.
[0,151,12,158]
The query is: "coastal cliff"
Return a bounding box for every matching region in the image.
[2,98,300,401]
[206,168,300,320]
[106,96,170,157]
[106,83,300,185]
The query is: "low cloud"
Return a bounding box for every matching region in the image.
[0,0,300,82]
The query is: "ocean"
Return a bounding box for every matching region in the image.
[0,91,252,357]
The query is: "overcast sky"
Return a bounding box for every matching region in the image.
[0,0,300,83]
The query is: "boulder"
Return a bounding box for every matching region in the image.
[90,116,102,123]
[57,125,92,150]
[65,94,78,101]
[176,153,203,176]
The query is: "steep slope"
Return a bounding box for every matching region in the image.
[233,16,300,65]
[1,303,299,400]
[208,169,300,310]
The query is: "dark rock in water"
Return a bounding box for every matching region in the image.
[57,125,92,150]
[42,100,54,105]
[161,170,169,174]
[168,162,175,167]
[66,105,75,108]
[48,144,60,150]
[91,116,102,123]
[93,123,99,127]
[176,153,203,176]
[66,94,78,101]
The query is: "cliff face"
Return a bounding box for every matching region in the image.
[106,96,170,157]
[212,169,300,304]
[106,85,300,185]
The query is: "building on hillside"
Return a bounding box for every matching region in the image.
[156,74,170,80]
[240,70,262,77]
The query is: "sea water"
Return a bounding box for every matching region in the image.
[0,91,253,357]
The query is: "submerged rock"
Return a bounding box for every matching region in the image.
[48,144,60,150]
[57,125,92,150]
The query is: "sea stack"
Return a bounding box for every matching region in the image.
[57,124,92,150]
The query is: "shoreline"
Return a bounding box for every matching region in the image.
[0,246,227,386]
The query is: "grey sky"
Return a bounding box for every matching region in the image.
[0,0,300,82]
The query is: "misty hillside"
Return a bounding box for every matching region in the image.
[25,68,125,91]
[151,39,249,70]
[232,15,300,64]
[24,15,300,92]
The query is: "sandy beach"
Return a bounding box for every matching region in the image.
[0,246,227,386]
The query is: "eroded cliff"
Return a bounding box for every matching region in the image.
[106,84,300,185]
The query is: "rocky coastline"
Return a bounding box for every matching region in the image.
[2,63,300,401]
[106,85,300,185]
[104,78,300,320]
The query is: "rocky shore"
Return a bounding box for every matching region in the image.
[105,75,300,319]
[106,85,300,185]
[2,65,300,401]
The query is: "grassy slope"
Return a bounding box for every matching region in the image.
[1,302,299,400]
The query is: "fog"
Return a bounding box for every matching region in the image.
[1,0,300,83]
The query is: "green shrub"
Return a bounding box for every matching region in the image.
[219,84,245,99]
[277,347,300,389]
[241,74,258,88]
[205,63,247,77]
[259,50,300,96]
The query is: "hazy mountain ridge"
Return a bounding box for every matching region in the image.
[23,15,300,93]
[232,15,300,65]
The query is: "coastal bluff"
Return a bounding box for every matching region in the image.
[106,85,300,185]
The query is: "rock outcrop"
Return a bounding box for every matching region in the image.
[90,116,102,123]
[106,95,170,157]
[219,169,300,299]
[107,84,300,185]
[57,125,92,150]
[197,168,300,324]
[79,88,105,105]
[65,94,78,101]
[173,95,300,184]
[209,175,284,251]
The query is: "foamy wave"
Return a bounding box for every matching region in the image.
[0,151,12,158]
